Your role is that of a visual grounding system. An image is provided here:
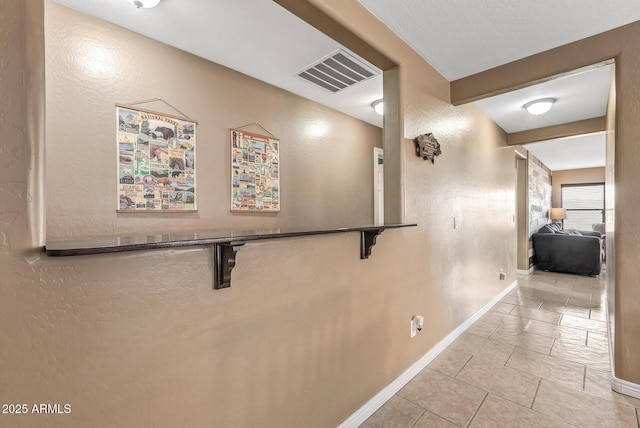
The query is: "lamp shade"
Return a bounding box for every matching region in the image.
[550,208,567,221]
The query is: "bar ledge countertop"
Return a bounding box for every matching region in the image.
[44,224,417,289]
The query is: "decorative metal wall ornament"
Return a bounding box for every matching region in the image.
[414,133,442,163]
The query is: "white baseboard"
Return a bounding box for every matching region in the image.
[338,280,518,428]
[605,296,640,399]
[516,267,534,275]
[612,376,640,399]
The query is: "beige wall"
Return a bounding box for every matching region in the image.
[44,3,381,239]
[551,167,606,208]
[2,1,516,427]
[451,20,640,385]
[508,117,606,146]
[516,154,529,271]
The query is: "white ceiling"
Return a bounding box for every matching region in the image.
[55,0,633,170]
[474,64,612,134]
[474,64,611,172]
[53,0,383,127]
[524,132,606,172]
[357,0,632,171]
[357,0,640,82]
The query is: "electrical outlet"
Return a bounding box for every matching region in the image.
[453,216,460,229]
[500,269,506,280]
[410,315,424,338]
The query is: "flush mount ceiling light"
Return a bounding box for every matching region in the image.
[372,99,384,115]
[125,0,161,8]
[523,98,556,116]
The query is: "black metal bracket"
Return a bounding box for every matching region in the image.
[360,229,383,259]
[213,241,246,289]
[45,224,417,289]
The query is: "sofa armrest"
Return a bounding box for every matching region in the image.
[532,233,602,276]
[578,230,602,238]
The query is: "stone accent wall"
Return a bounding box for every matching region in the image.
[528,153,552,265]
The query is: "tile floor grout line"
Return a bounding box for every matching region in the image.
[530,377,543,409]
[636,407,639,428]
[504,347,516,367]
[407,409,425,428]
[393,391,427,412]
[440,413,465,428]
[582,364,587,391]
[488,323,500,337]
[453,354,474,379]
[548,337,557,356]
[463,392,488,428]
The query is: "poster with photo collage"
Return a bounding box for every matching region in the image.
[231,129,280,212]
[116,105,197,212]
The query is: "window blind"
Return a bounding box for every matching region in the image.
[561,183,604,230]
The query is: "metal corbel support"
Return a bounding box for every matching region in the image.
[360,229,383,259]
[213,241,246,289]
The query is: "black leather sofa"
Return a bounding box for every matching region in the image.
[532,223,603,276]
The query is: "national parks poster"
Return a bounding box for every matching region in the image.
[230,129,280,212]
[116,105,197,212]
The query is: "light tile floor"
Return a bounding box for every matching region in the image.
[362,270,640,428]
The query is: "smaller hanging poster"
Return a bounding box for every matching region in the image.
[230,129,280,212]
[116,104,197,212]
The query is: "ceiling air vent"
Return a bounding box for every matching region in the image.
[296,49,380,93]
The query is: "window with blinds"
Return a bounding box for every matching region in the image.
[561,183,604,230]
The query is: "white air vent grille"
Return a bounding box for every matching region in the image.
[297,49,379,93]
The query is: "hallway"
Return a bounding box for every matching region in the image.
[362,270,640,427]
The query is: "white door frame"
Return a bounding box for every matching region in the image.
[374,147,384,225]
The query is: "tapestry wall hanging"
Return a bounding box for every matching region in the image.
[117,104,197,211]
[230,128,280,212]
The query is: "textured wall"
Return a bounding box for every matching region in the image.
[451,19,640,385]
[1,1,516,427]
[516,156,530,270]
[605,65,616,367]
[551,167,605,208]
[272,0,518,420]
[44,3,381,239]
